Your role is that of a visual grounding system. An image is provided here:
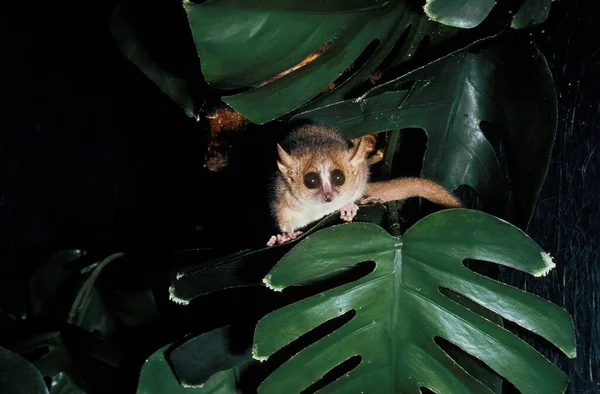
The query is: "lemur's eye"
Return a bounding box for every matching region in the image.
[303,172,321,189]
[331,169,345,186]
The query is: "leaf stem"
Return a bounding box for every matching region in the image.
[382,129,403,237]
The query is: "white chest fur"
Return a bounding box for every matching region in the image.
[287,187,364,232]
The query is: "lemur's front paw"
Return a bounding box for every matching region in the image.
[339,203,359,222]
[266,231,304,247]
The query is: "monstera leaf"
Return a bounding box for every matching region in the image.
[143,0,459,122]
[292,35,557,229]
[109,0,555,122]
[253,209,576,394]
[169,204,388,304]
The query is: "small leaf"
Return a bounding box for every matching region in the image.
[424,0,496,29]
[0,346,49,394]
[67,253,127,332]
[137,338,252,394]
[423,0,554,30]
[254,209,575,394]
[169,326,253,387]
[511,0,554,29]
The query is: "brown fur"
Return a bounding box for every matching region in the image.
[364,178,462,208]
[272,125,368,234]
[269,125,461,240]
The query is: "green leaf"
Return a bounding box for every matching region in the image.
[184,0,458,124]
[292,35,557,228]
[0,346,49,394]
[169,326,253,388]
[511,0,554,29]
[137,334,253,394]
[67,253,127,332]
[169,204,387,304]
[423,0,554,29]
[254,209,576,394]
[424,0,496,29]
[6,328,124,394]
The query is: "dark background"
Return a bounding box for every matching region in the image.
[0,0,598,392]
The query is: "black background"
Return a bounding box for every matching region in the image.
[1,0,598,392]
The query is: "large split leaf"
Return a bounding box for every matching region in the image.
[183,0,459,123]
[253,209,576,394]
[292,35,557,228]
[169,204,387,304]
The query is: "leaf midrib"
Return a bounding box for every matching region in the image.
[391,247,401,391]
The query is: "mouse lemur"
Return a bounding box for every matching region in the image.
[267,124,461,246]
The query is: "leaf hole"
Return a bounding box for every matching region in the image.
[348,26,413,96]
[411,34,431,62]
[391,128,427,178]
[438,286,503,328]
[378,26,413,73]
[461,258,534,284]
[20,345,50,362]
[502,319,568,366]
[301,355,362,394]
[312,39,381,100]
[260,310,357,377]
[287,260,376,295]
[387,128,458,230]
[405,0,427,10]
[419,387,438,394]
[43,376,53,390]
[434,336,503,393]
[453,185,484,212]
[479,120,503,156]
[440,284,570,360]
[377,34,431,86]
[461,258,501,278]
[479,120,513,219]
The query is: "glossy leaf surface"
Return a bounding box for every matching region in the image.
[184,0,458,123]
[170,204,387,304]
[424,0,495,29]
[254,209,576,394]
[423,0,554,29]
[292,36,557,228]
